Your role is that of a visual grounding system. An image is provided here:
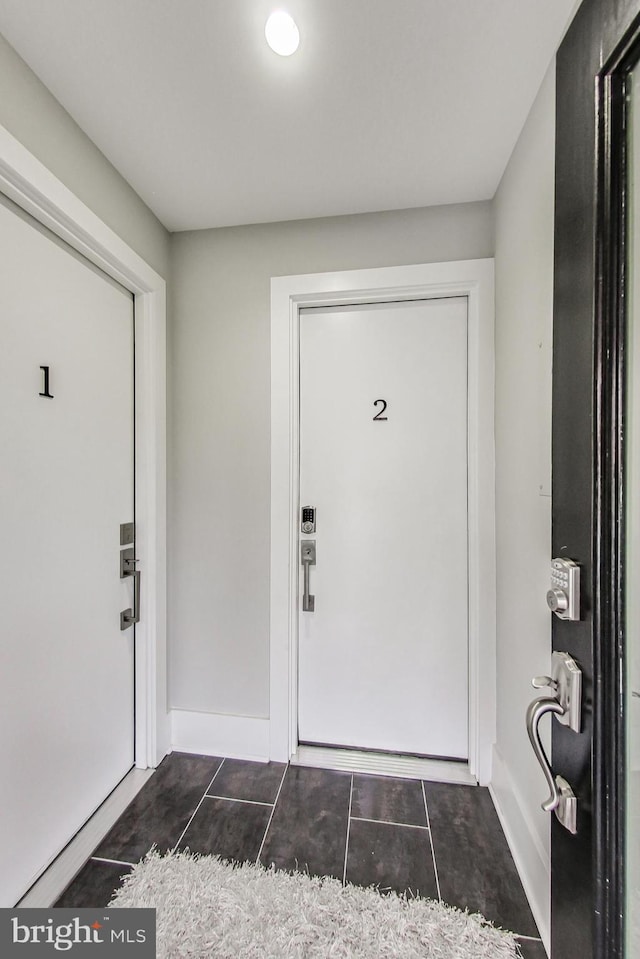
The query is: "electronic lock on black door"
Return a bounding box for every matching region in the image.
[547,558,580,620]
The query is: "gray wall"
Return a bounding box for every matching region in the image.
[492,61,555,944]
[0,33,169,278]
[169,202,493,718]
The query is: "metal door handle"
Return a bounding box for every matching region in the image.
[122,568,140,628]
[120,548,140,630]
[301,540,316,612]
[526,696,566,811]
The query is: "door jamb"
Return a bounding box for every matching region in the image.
[0,124,168,769]
[592,15,640,954]
[270,258,495,783]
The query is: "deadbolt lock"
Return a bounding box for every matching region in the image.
[301,506,316,534]
[547,558,580,621]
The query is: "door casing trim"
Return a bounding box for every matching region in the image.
[0,123,168,769]
[270,258,495,783]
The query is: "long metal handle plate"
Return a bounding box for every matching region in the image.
[526,696,566,811]
[301,540,316,612]
[551,651,582,732]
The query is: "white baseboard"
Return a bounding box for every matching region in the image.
[490,746,550,955]
[170,709,270,762]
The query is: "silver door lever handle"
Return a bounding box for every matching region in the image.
[120,549,141,630]
[301,540,316,612]
[122,567,141,628]
[526,696,566,812]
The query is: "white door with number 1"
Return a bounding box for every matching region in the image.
[0,194,135,906]
[298,297,469,759]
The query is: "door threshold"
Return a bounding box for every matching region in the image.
[16,767,154,908]
[292,745,477,784]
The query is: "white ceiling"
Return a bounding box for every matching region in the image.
[0,0,578,232]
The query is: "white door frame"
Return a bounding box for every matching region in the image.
[270,258,495,785]
[0,124,168,769]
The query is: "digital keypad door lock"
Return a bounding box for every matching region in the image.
[301,506,316,534]
[547,558,580,621]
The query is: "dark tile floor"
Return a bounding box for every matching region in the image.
[55,752,545,957]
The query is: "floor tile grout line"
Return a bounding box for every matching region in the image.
[256,764,289,864]
[172,758,226,852]
[421,780,442,902]
[91,856,136,868]
[420,780,432,831]
[204,794,274,808]
[350,816,430,831]
[342,774,354,887]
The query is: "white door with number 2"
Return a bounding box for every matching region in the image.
[298,297,469,759]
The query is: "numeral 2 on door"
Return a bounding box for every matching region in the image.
[373,398,388,420]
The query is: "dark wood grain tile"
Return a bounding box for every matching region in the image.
[54,860,132,908]
[516,938,547,959]
[206,759,286,804]
[178,797,271,862]
[346,819,437,898]
[351,774,427,826]
[93,752,223,862]
[259,766,351,880]
[424,782,539,937]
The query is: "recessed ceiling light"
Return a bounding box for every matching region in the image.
[265,11,300,57]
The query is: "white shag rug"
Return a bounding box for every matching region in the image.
[109,850,521,958]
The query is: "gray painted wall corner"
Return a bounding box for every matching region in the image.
[0,31,170,279]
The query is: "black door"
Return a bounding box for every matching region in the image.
[553,1,640,956]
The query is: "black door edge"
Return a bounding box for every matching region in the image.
[593,10,640,958]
